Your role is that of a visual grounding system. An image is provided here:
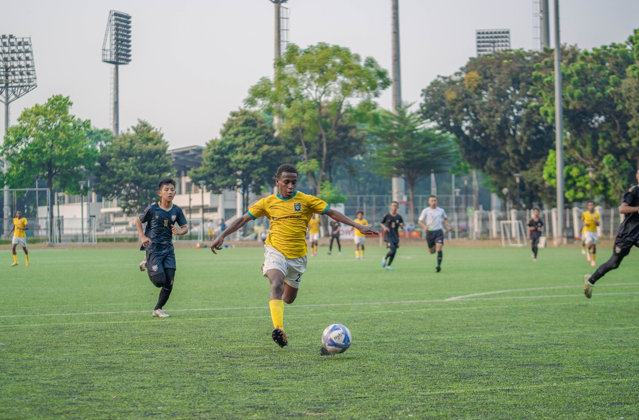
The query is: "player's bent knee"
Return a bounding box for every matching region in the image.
[149,273,167,288]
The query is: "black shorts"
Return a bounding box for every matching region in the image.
[146,248,176,277]
[426,230,444,248]
[612,237,639,257]
[386,240,399,250]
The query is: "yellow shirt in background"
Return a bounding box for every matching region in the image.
[354,219,368,237]
[582,211,600,232]
[13,217,27,238]
[308,218,320,235]
[248,191,329,258]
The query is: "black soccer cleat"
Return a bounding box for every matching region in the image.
[272,328,288,348]
[436,266,441,273]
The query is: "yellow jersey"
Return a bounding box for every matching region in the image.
[248,191,329,258]
[582,211,600,232]
[13,217,28,238]
[308,218,320,235]
[354,219,368,237]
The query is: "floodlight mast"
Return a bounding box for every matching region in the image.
[102,11,132,137]
[391,0,405,210]
[0,34,37,234]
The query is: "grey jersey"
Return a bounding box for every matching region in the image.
[419,207,448,231]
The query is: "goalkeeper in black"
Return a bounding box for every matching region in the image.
[584,169,639,298]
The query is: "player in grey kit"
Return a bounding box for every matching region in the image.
[418,196,452,272]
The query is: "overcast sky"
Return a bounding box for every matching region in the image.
[2,0,638,149]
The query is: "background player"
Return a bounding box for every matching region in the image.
[418,196,451,272]
[582,201,600,267]
[380,201,404,271]
[584,169,639,298]
[308,214,320,257]
[327,218,341,255]
[354,210,368,259]
[527,208,543,262]
[209,164,377,348]
[135,179,189,318]
[8,210,29,267]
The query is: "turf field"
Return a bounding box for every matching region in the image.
[1,245,638,419]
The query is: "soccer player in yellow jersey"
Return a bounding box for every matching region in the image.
[308,215,320,256]
[354,210,368,259]
[210,164,377,348]
[8,210,29,267]
[582,201,600,267]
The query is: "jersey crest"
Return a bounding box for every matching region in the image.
[294,202,302,212]
[171,215,176,221]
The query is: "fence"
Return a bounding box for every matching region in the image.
[1,206,624,245]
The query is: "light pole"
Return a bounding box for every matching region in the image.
[586,167,595,201]
[198,180,206,240]
[102,11,132,137]
[390,0,405,212]
[79,181,86,243]
[554,0,565,245]
[1,35,37,235]
[454,188,461,239]
[513,173,521,210]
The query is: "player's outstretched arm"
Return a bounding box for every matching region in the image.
[210,214,253,254]
[326,209,378,236]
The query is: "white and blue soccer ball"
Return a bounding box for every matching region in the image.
[321,324,352,354]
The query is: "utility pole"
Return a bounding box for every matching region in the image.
[391,0,405,209]
[540,0,550,49]
[554,0,565,245]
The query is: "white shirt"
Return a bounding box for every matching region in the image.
[419,207,448,231]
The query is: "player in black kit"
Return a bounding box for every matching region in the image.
[527,208,544,262]
[584,169,639,298]
[135,178,189,317]
[380,201,404,271]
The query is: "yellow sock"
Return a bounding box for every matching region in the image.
[25,254,29,264]
[13,254,17,263]
[361,249,365,256]
[592,253,596,262]
[355,250,359,257]
[269,299,284,330]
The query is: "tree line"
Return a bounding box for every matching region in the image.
[3,29,639,225]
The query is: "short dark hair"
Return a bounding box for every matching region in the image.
[587,200,595,205]
[356,210,364,215]
[391,201,399,205]
[533,207,540,212]
[158,178,176,189]
[429,195,437,199]
[276,164,298,179]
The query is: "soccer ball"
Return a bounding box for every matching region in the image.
[321,324,352,354]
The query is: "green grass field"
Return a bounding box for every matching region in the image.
[1,244,638,419]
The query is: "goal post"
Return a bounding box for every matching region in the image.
[1,187,52,243]
[499,220,527,247]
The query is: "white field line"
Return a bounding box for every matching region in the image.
[444,282,639,301]
[0,283,637,319]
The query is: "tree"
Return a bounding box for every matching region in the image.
[246,42,390,194]
[421,50,556,207]
[368,104,457,223]
[93,120,173,216]
[1,95,96,237]
[189,110,287,216]
[533,41,636,205]
[317,180,346,205]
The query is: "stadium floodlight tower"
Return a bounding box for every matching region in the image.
[102,10,132,137]
[476,29,511,56]
[0,34,37,234]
